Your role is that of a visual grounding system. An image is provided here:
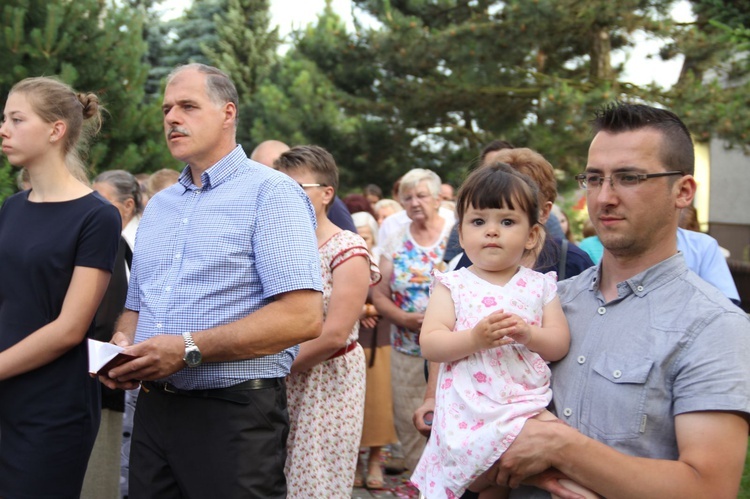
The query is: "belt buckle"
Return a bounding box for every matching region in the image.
[163,382,177,394]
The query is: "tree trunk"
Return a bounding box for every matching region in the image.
[590,26,612,81]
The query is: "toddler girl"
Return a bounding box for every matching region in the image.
[412,164,593,499]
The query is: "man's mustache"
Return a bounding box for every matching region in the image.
[167,127,190,139]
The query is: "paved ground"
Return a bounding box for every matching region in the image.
[351,452,420,499]
[351,469,419,499]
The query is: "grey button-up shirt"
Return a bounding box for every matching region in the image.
[512,253,750,498]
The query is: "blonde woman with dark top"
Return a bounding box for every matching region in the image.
[0,76,120,497]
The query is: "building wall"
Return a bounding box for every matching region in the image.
[707,138,750,260]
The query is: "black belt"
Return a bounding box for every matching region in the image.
[142,378,283,404]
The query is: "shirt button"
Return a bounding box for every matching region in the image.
[577,355,586,364]
[597,307,606,315]
[562,408,573,417]
[174,253,181,260]
[182,218,188,224]
[636,285,644,292]
[156,323,163,329]
[165,286,172,292]
[613,370,622,379]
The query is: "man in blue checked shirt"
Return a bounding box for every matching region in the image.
[100,63,323,499]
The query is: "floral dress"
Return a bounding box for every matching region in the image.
[285,230,381,498]
[411,267,557,499]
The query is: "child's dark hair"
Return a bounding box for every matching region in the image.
[456,163,545,259]
[457,163,541,227]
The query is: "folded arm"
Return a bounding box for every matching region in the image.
[371,256,424,332]
[292,254,370,373]
[0,266,111,381]
[498,411,749,499]
[106,288,323,384]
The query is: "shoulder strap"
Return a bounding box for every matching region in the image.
[558,238,569,280]
[558,238,568,280]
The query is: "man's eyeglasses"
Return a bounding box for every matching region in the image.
[575,171,684,190]
[298,183,328,189]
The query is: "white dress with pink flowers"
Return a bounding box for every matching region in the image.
[411,266,557,499]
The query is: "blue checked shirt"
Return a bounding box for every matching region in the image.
[125,146,323,389]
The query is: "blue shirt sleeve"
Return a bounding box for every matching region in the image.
[253,177,323,299]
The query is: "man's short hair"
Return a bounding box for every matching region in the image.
[166,63,239,122]
[273,145,339,192]
[479,139,515,165]
[591,102,695,176]
[482,147,557,205]
[363,183,383,199]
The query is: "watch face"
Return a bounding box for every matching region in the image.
[184,349,202,367]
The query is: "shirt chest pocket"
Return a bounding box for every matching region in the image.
[588,353,654,440]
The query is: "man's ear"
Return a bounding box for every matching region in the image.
[222,102,237,129]
[674,175,697,209]
[539,201,552,224]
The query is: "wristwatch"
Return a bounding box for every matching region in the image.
[182,332,202,368]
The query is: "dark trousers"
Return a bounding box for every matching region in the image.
[129,380,289,499]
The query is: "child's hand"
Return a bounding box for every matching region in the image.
[471,310,517,350]
[504,313,532,345]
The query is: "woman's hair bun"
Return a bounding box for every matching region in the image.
[77,92,100,120]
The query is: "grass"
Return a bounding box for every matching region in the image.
[741,446,750,499]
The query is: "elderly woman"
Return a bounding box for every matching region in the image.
[371,168,454,474]
[93,170,143,253]
[373,198,403,225]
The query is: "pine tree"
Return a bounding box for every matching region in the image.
[204,0,279,102]
[0,0,178,200]
[662,0,750,148]
[202,0,281,149]
[161,0,225,68]
[288,0,750,190]
[249,3,424,190]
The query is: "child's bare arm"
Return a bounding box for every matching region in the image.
[419,282,467,362]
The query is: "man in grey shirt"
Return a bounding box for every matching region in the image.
[499,103,750,498]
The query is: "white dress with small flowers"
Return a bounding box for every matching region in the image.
[411,266,557,499]
[285,230,381,498]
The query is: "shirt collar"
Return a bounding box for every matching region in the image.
[177,145,246,192]
[589,252,687,298]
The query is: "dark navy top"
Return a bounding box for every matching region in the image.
[0,190,120,497]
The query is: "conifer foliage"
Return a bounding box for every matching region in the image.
[0,0,178,198]
[1,0,749,200]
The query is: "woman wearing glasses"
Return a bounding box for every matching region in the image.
[274,146,381,498]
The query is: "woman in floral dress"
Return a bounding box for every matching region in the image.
[274,146,380,498]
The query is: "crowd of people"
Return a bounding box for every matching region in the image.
[0,63,748,499]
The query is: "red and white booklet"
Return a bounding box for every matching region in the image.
[87,338,135,376]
